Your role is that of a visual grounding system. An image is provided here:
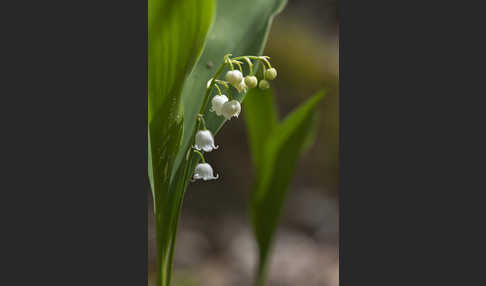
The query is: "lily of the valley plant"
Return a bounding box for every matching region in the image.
[191,54,277,180]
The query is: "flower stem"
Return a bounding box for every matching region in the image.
[259,57,272,69]
[243,57,253,75]
[233,60,243,73]
[201,62,228,114]
[215,80,233,100]
[224,54,234,70]
[193,149,206,163]
[197,114,208,130]
[214,83,223,95]
[233,55,272,68]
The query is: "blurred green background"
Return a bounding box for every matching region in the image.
[149,0,339,285]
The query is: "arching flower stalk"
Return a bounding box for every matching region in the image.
[190,54,278,182]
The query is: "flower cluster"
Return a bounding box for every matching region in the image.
[192,54,277,182]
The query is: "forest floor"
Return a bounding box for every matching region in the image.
[148,189,339,286]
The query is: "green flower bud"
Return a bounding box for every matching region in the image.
[244,76,258,88]
[264,68,277,80]
[259,79,270,90]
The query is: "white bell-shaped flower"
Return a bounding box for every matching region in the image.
[221,100,241,120]
[193,163,219,181]
[194,130,218,152]
[210,94,228,116]
[234,79,247,93]
[225,70,243,85]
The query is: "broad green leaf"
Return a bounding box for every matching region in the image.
[148,0,215,285]
[248,90,326,285]
[171,0,288,181]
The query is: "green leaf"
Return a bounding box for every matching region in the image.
[244,88,279,173]
[171,0,288,181]
[247,90,326,285]
[148,0,215,285]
